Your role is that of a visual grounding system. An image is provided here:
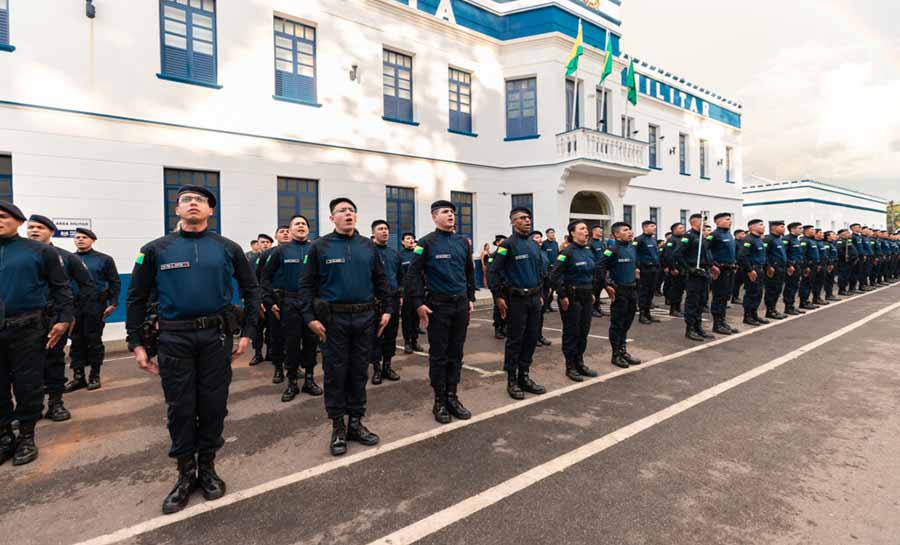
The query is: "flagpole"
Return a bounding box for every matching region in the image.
[599,33,607,133]
[569,20,580,133]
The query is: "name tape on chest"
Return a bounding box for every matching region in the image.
[434,254,452,260]
[284,258,301,264]
[325,258,346,265]
[160,261,190,271]
[515,254,529,261]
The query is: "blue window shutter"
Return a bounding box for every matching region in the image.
[386,186,416,251]
[277,178,319,238]
[160,0,217,84]
[0,9,9,45]
[274,18,316,102]
[384,50,413,122]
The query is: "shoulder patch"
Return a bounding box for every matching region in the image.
[632,241,638,246]
[743,242,752,248]
[706,235,713,241]
[763,243,768,248]
[413,245,424,255]
[681,238,690,243]
[303,255,308,264]
[557,254,567,262]
[135,252,145,265]
[603,249,613,257]
[800,242,807,246]
[666,242,673,247]
[497,247,508,256]
[783,240,788,244]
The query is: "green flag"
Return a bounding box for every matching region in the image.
[599,35,613,86]
[565,20,584,77]
[626,59,638,106]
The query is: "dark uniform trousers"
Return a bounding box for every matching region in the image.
[400,296,418,345]
[666,272,685,307]
[157,327,233,459]
[823,266,835,297]
[710,267,735,321]
[764,267,785,311]
[849,259,861,291]
[491,295,505,331]
[370,298,400,364]
[742,271,763,315]
[609,285,636,350]
[684,274,710,329]
[283,298,318,380]
[252,312,267,354]
[812,266,825,300]
[502,292,541,374]
[560,290,593,364]
[321,310,374,419]
[799,269,815,303]
[783,269,800,307]
[427,297,469,388]
[70,302,106,373]
[0,319,47,428]
[267,307,285,367]
[732,268,745,300]
[44,331,70,395]
[837,263,852,292]
[638,266,658,311]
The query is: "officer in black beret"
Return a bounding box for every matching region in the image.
[708,213,739,335]
[763,221,788,320]
[489,234,507,339]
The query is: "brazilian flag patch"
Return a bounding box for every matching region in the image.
[681,237,690,243]
[763,243,769,247]
[603,249,613,257]
[632,241,638,246]
[666,242,673,247]
[135,252,145,265]
[743,242,752,248]
[706,235,714,241]
[303,255,308,264]
[413,245,424,255]
[557,254,567,262]
[497,247,509,256]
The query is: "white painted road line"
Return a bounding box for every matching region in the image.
[365,298,900,545]
[473,318,630,341]
[71,284,897,545]
[394,344,505,378]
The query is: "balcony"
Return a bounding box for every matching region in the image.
[556,128,650,177]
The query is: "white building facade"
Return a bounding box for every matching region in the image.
[742,180,887,232]
[0,0,744,340]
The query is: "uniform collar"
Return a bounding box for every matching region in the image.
[178,229,208,239]
[332,229,358,240]
[0,233,20,245]
[435,228,453,237]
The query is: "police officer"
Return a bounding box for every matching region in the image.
[811,229,830,305]
[370,220,403,385]
[245,239,260,263]
[868,227,882,286]
[299,198,392,454]
[406,200,476,421]
[835,229,858,295]
[260,214,322,402]
[62,227,120,392]
[662,223,687,317]
[258,226,291,382]
[249,233,274,365]
[731,229,747,304]
[530,230,553,346]
[489,234,507,339]
[763,220,788,321]
[781,222,805,314]
[798,225,821,310]
[635,220,661,325]
[708,213,739,334]
[26,215,95,422]
[738,219,770,326]
[126,186,260,514]
[0,202,73,467]
[399,231,423,354]
[678,214,718,341]
[849,224,870,292]
[549,221,600,382]
[489,207,547,400]
[589,225,607,317]
[822,231,839,300]
[541,228,560,313]
[597,222,642,369]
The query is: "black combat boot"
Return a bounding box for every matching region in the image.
[382,360,400,381]
[272,365,285,384]
[695,324,715,339]
[411,340,425,352]
[494,327,506,339]
[754,314,771,325]
[403,341,414,354]
[445,384,471,420]
[742,314,761,326]
[12,421,38,466]
[621,349,642,366]
[371,361,383,385]
[783,306,801,316]
[669,304,684,318]
[518,371,546,395]
[197,451,226,501]
[638,310,653,325]
[712,320,732,335]
[538,336,552,346]
[64,369,88,393]
[564,361,584,383]
[347,416,379,446]
[0,425,14,466]
[162,455,198,514]
[765,309,787,320]
[826,295,839,301]
[799,301,817,310]
[281,378,300,402]
[685,325,706,340]
[507,372,526,398]
[731,297,742,305]
[87,369,102,391]
[611,349,629,369]
[330,417,348,456]
[248,352,264,366]
[301,371,323,396]
[813,297,828,306]
[45,392,72,422]
[574,357,598,378]
[646,310,661,323]
[433,386,451,424]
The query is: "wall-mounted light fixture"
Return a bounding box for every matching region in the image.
[668,147,676,155]
[349,64,359,82]
[717,159,724,166]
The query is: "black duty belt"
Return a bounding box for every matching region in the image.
[159,314,223,331]
[717,263,738,270]
[567,284,594,293]
[0,310,44,331]
[330,302,375,313]
[610,282,637,289]
[509,287,541,297]
[427,292,468,303]
[639,263,659,269]
[283,291,302,299]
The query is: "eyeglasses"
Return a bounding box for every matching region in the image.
[178,194,209,204]
[333,207,357,215]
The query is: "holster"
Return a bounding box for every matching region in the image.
[141,303,160,358]
[313,298,332,324]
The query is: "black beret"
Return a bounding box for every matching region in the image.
[713,212,731,221]
[641,220,656,227]
[371,219,389,230]
[590,224,603,231]
[849,223,861,228]
[670,222,683,231]
[787,222,802,230]
[837,229,848,235]
[689,213,703,221]
[431,200,456,213]
[0,201,25,222]
[257,234,274,242]
[567,221,586,234]
[824,231,834,236]
[769,220,784,226]
[29,214,57,232]
[329,197,357,213]
[76,227,97,240]
[747,219,764,226]
[176,185,217,208]
[545,227,556,233]
[529,230,542,237]
[494,234,507,243]
[401,231,415,239]
[509,206,532,218]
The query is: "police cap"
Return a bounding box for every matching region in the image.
[329,197,357,213]
[76,227,98,240]
[29,214,57,232]
[257,233,274,243]
[176,185,217,208]
[0,201,26,222]
[430,200,456,213]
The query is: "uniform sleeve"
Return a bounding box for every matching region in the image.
[298,242,321,324]
[404,239,428,310]
[548,250,569,296]
[465,240,476,303]
[488,239,513,297]
[763,236,775,266]
[103,255,122,306]
[259,247,282,307]
[230,242,261,339]
[68,254,96,301]
[595,248,612,290]
[737,240,753,270]
[394,252,405,295]
[370,241,394,313]
[125,244,157,348]
[43,247,75,324]
[674,236,691,271]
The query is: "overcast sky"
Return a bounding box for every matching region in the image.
[620,0,900,201]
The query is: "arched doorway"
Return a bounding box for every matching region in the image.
[569,191,612,234]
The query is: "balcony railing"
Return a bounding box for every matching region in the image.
[556,128,649,171]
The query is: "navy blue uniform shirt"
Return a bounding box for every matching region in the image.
[55,246,96,302]
[375,242,403,292]
[634,233,660,267]
[76,249,121,307]
[785,234,803,265]
[764,234,788,267]
[260,239,311,305]
[405,228,476,310]
[488,232,544,293]
[597,240,638,285]
[738,233,767,269]
[549,242,600,297]
[0,234,74,322]
[709,227,736,264]
[541,239,559,262]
